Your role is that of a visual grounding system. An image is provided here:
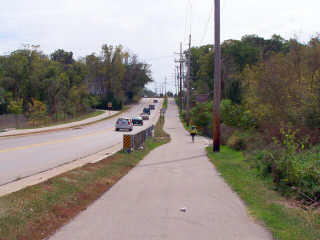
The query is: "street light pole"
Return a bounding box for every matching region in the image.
[213,0,221,152]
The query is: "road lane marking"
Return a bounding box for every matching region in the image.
[0,99,159,153]
[0,128,114,153]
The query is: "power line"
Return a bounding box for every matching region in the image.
[183,1,189,45]
[200,3,214,45]
[144,55,173,61]
[189,0,193,37]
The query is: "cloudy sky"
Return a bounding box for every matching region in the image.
[1,0,319,92]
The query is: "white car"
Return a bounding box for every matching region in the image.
[115,118,133,131]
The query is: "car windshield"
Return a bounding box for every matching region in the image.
[118,118,129,123]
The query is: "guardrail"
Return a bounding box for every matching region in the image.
[123,125,154,152]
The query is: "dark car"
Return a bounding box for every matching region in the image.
[149,104,155,110]
[143,107,150,115]
[140,113,149,120]
[153,99,158,103]
[132,117,143,126]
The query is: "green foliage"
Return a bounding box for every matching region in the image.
[0,45,151,124]
[27,99,49,126]
[189,101,213,135]
[242,37,320,131]
[220,99,256,129]
[226,135,246,151]
[7,99,23,115]
[207,146,320,240]
[250,127,320,201]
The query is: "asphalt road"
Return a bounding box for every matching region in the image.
[0,98,161,186]
[49,98,272,240]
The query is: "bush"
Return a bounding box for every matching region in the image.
[250,127,320,201]
[190,101,213,135]
[27,99,50,126]
[227,135,246,151]
[221,99,256,129]
[221,124,236,145]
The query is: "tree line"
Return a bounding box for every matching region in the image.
[185,34,320,201]
[0,45,152,125]
[188,34,320,137]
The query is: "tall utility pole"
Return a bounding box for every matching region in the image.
[175,43,184,112]
[164,77,167,97]
[213,0,221,152]
[176,66,180,96]
[186,34,191,126]
[179,42,184,112]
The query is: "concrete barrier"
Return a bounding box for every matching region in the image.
[123,125,154,152]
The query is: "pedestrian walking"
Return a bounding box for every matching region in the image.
[190,125,197,143]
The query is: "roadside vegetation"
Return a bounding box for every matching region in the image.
[207,146,320,240]
[0,45,152,127]
[180,34,320,204]
[178,34,320,238]
[0,116,170,240]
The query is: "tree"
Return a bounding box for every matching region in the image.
[27,99,49,126]
[7,99,23,128]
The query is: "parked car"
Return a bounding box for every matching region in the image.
[115,118,133,131]
[132,117,143,126]
[140,113,149,120]
[143,107,151,115]
[149,104,155,110]
[153,99,158,103]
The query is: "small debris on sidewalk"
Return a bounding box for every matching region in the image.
[180,207,187,212]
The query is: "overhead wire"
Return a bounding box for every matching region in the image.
[189,0,193,38]
[200,2,214,46]
[183,1,189,45]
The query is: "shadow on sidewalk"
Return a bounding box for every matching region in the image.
[137,154,207,168]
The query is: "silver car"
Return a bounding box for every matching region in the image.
[115,118,133,131]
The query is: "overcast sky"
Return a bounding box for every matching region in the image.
[1,0,319,92]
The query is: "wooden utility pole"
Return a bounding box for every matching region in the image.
[213,0,221,152]
[186,34,191,126]
[175,66,178,96]
[164,77,167,97]
[175,43,184,112]
[179,42,184,112]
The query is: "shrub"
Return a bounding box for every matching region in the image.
[251,127,320,201]
[221,124,236,145]
[227,134,246,151]
[190,101,213,134]
[221,99,256,129]
[27,99,50,126]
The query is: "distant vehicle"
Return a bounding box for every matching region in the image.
[153,99,158,103]
[143,107,150,115]
[115,118,133,131]
[140,113,149,120]
[149,104,155,110]
[132,117,143,126]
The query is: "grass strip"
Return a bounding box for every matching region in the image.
[20,106,130,130]
[0,116,170,240]
[22,110,105,129]
[207,146,320,240]
[1,107,130,138]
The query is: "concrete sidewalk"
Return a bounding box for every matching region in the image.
[0,110,118,137]
[49,99,272,240]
